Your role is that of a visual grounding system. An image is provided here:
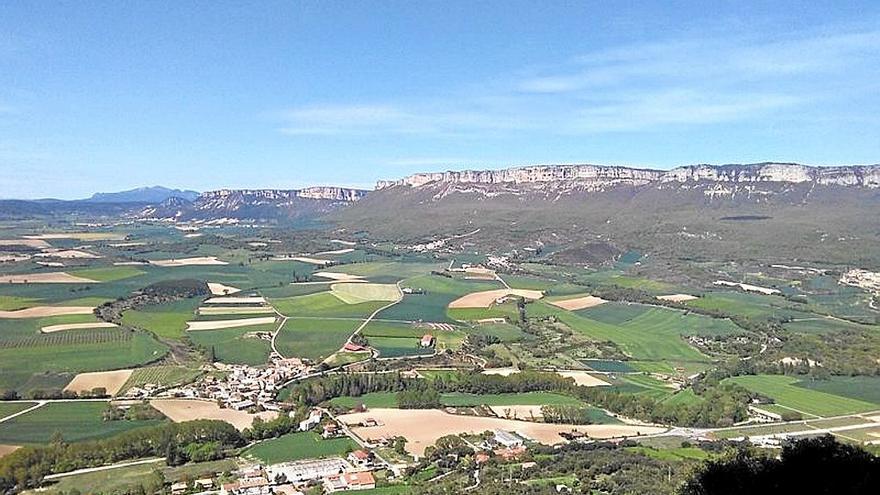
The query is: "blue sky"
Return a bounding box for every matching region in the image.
[1,1,879,199]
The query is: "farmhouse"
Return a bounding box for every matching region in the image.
[420,334,435,347]
[492,429,524,448]
[299,409,323,431]
[323,471,376,492]
[347,449,372,467]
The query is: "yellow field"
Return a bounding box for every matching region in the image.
[331,283,401,304]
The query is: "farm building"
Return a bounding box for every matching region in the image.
[347,449,372,467]
[265,457,350,484]
[420,334,435,347]
[493,429,524,448]
[323,471,376,492]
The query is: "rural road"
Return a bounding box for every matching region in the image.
[43,457,164,480]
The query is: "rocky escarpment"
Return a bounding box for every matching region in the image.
[376,163,880,190]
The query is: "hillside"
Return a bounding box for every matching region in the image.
[336,163,880,265]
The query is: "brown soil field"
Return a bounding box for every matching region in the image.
[0,305,96,318]
[109,242,146,247]
[204,296,266,304]
[657,294,699,302]
[0,255,31,262]
[481,367,520,376]
[0,445,21,459]
[198,306,275,315]
[448,289,544,309]
[149,256,227,267]
[0,239,52,249]
[290,256,333,265]
[186,316,276,331]
[35,249,100,259]
[0,272,99,284]
[41,322,118,333]
[313,248,355,255]
[556,370,610,387]
[312,271,366,282]
[207,282,241,296]
[24,233,127,241]
[64,369,133,396]
[341,409,665,455]
[150,399,277,430]
[548,295,607,311]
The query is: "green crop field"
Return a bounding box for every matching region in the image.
[725,375,880,417]
[271,291,385,318]
[793,376,880,404]
[448,302,519,322]
[0,328,167,392]
[68,266,146,282]
[378,275,502,323]
[783,317,875,334]
[319,261,442,283]
[466,322,529,342]
[0,402,36,419]
[0,402,165,444]
[188,326,273,365]
[331,283,400,304]
[583,359,635,373]
[275,317,359,361]
[122,297,202,340]
[119,366,202,393]
[368,336,434,358]
[0,295,40,310]
[531,302,719,366]
[242,431,357,464]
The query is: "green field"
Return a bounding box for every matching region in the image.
[122,297,202,340]
[793,376,880,404]
[378,275,502,323]
[448,302,520,322]
[531,302,723,366]
[465,322,529,342]
[368,336,434,358]
[119,366,202,393]
[275,317,359,361]
[725,375,880,417]
[242,431,357,464]
[68,266,146,282]
[0,402,36,419]
[188,325,273,365]
[583,359,635,373]
[271,291,385,318]
[0,402,165,444]
[627,445,710,462]
[0,295,40,310]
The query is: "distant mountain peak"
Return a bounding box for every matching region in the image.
[87,186,200,203]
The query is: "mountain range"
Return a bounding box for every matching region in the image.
[2,162,879,264]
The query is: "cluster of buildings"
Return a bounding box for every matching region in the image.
[220,453,377,495]
[130,354,308,411]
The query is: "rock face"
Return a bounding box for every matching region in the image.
[376,163,880,191]
[139,187,367,223]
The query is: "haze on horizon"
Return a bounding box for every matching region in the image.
[2,0,879,199]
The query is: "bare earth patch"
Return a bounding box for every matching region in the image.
[204,296,266,304]
[64,369,133,396]
[0,272,98,284]
[556,370,610,387]
[312,271,366,282]
[41,322,118,333]
[149,256,227,267]
[657,294,698,302]
[0,239,52,249]
[548,295,607,311]
[35,249,100,259]
[207,282,241,296]
[198,306,275,315]
[151,399,277,430]
[314,248,355,255]
[0,445,21,459]
[290,256,333,265]
[340,408,666,456]
[186,316,276,331]
[449,289,544,309]
[481,367,520,376]
[0,306,96,319]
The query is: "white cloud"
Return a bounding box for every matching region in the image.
[276,25,880,137]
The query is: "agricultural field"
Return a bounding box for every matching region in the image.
[0,402,36,419]
[792,376,880,404]
[187,325,273,365]
[242,431,358,464]
[271,291,385,318]
[331,282,400,304]
[0,402,165,444]
[725,375,880,417]
[121,297,202,340]
[378,275,502,323]
[362,320,466,356]
[119,366,203,394]
[275,317,360,361]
